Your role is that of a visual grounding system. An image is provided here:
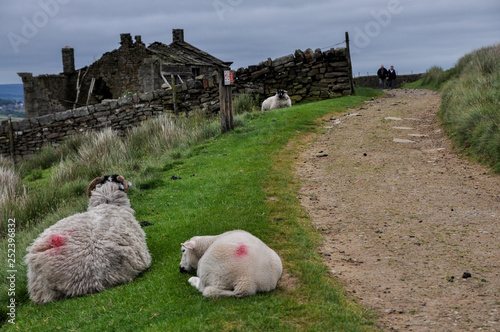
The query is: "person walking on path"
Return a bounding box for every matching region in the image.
[387,65,397,89]
[377,65,388,89]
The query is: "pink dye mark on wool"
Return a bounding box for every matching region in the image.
[48,234,66,248]
[235,243,248,257]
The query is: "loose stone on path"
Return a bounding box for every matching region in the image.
[393,138,416,143]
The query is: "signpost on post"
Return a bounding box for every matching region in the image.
[218,65,234,133]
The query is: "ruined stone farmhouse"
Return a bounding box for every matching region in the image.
[4,30,355,160]
[18,29,231,118]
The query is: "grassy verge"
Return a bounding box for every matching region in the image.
[402,44,500,172]
[1,89,381,331]
[402,66,456,91]
[438,44,500,172]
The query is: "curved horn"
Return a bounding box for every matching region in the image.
[87,177,104,197]
[116,175,129,193]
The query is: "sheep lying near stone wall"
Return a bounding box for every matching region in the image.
[179,230,282,298]
[261,90,292,111]
[25,175,151,304]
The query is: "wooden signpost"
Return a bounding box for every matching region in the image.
[218,67,234,133]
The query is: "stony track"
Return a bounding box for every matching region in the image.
[297,89,500,331]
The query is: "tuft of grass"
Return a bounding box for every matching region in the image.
[126,113,220,160]
[49,128,130,187]
[233,93,259,114]
[353,86,384,98]
[0,156,29,233]
[405,66,457,91]
[25,168,43,182]
[18,135,85,177]
[0,157,19,207]
[421,66,448,90]
[454,44,499,76]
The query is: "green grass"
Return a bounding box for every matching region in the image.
[233,93,259,115]
[1,89,381,331]
[438,44,500,172]
[402,66,456,91]
[402,44,500,172]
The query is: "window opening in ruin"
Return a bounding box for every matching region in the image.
[93,78,113,102]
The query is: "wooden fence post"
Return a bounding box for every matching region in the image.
[86,77,95,106]
[345,31,355,95]
[171,74,178,116]
[218,68,234,133]
[8,117,15,161]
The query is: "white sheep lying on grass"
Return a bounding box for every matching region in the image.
[261,90,292,111]
[25,175,151,304]
[179,230,282,298]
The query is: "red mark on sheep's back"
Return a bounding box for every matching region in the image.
[49,234,66,248]
[235,243,248,257]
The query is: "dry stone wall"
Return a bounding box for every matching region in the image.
[0,77,221,160]
[0,96,162,160]
[234,47,353,103]
[2,46,353,160]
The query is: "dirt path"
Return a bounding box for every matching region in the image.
[296,89,500,331]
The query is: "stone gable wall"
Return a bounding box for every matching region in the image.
[21,37,155,118]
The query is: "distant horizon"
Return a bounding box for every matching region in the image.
[0,83,24,101]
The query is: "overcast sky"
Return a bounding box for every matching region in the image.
[1,0,499,85]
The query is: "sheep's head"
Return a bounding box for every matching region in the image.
[179,240,200,274]
[87,174,131,198]
[276,90,288,99]
[87,175,133,209]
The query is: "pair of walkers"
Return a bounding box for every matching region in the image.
[377,65,397,89]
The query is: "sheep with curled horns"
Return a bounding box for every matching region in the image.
[25,175,151,304]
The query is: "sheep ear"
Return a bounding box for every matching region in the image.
[182,240,195,250]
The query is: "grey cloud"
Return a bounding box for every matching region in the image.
[0,0,499,84]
